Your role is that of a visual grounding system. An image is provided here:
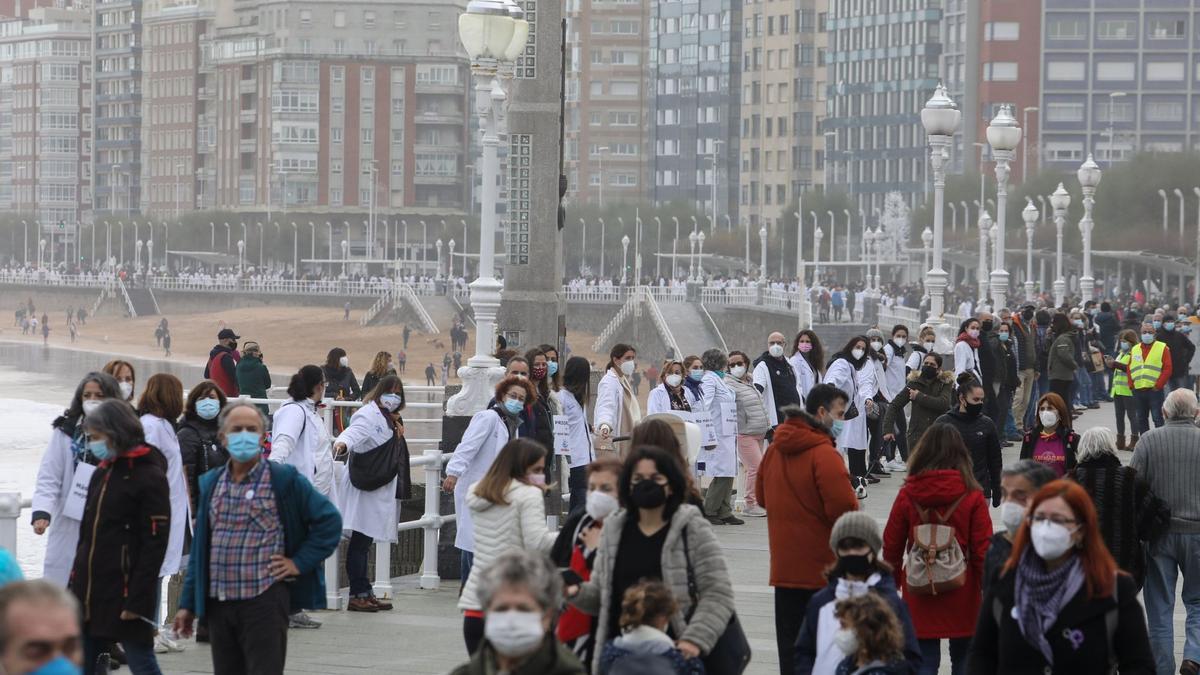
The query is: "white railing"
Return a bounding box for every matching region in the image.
[563,286,629,303]
[878,304,923,329]
[116,278,137,318]
[761,288,804,312]
[591,288,641,352]
[90,285,110,318]
[0,494,31,565]
[145,276,398,297]
[645,285,688,304]
[0,271,117,288]
[640,287,683,358]
[360,289,395,327]
[452,286,471,303]
[700,286,756,307]
[395,283,440,334]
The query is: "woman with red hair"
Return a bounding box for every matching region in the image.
[966,480,1154,674]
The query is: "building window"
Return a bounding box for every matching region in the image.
[1046,101,1085,122]
[1147,17,1185,39]
[1045,141,1083,162]
[1095,61,1135,81]
[984,22,1019,41]
[1095,101,1134,123]
[983,62,1018,81]
[1144,100,1184,122]
[331,66,344,84]
[1146,61,1185,81]
[1046,61,1086,81]
[333,10,346,28]
[363,10,376,28]
[1096,19,1136,40]
[1046,16,1086,40]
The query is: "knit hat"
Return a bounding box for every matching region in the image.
[865,328,884,341]
[829,511,882,554]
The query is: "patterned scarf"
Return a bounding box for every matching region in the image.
[1014,547,1085,664]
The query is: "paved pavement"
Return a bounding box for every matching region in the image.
[157,404,1191,674]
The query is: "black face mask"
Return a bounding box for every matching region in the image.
[834,553,875,578]
[980,320,994,332]
[921,365,938,380]
[1022,309,1034,322]
[629,480,668,509]
[964,401,984,417]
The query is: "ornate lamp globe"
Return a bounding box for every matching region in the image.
[457,0,517,62]
[986,104,1022,152]
[920,83,961,136]
[1050,183,1071,212]
[1077,154,1102,189]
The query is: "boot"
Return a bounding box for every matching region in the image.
[1128,433,1139,450]
[1116,434,1126,450]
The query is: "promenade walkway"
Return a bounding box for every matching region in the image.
[157,404,1191,674]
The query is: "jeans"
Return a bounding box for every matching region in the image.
[458,549,474,585]
[1092,370,1110,401]
[917,637,970,675]
[1012,369,1037,432]
[1134,388,1166,434]
[346,530,373,598]
[567,464,588,514]
[1075,367,1094,405]
[463,614,485,655]
[1113,396,1138,436]
[207,582,289,675]
[1026,373,1048,430]
[774,587,818,675]
[83,637,160,675]
[1144,532,1200,675]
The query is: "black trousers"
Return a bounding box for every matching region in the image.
[207,582,289,675]
[775,586,818,675]
[1048,378,1073,410]
[568,464,588,514]
[346,530,373,598]
[463,615,485,655]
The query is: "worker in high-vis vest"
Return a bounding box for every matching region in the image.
[1108,321,1172,443]
[1105,329,1141,450]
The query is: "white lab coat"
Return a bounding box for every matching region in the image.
[335,402,399,542]
[593,369,633,436]
[752,358,802,427]
[822,357,876,450]
[953,340,982,383]
[32,428,84,586]
[140,414,190,577]
[271,399,336,501]
[646,383,698,415]
[555,390,593,469]
[789,353,820,404]
[698,371,737,477]
[445,408,512,551]
[882,343,909,402]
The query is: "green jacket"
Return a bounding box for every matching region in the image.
[1048,332,1078,382]
[235,355,272,399]
[448,637,585,675]
[882,369,954,449]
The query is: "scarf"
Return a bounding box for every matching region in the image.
[667,386,691,412]
[957,332,981,349]
[683,377,703,402]
[618,374,642,440]
[1014,548,1085,664]
[835,572,882,600]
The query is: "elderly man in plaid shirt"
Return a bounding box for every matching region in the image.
[173,401,341,675]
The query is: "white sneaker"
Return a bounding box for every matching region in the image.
[289,611,323,629]
[886,459,908,472]
[743,506,767,517]
[154,632,184,654]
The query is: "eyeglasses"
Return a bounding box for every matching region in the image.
[1030,514,1078,527]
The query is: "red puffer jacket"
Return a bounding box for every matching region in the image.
[882,469,992,639]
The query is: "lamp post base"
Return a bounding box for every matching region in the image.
[1053,278,1066,307]
[1080,276,1095,303]
[990,269,1010,312]
[1024,281,1035,303]
[446,275,504,417]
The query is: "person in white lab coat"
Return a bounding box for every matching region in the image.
[31,371,123,586]
[789,329,827,406]
[334,374,408,613]
[698,349,743,525]
[441,375,536,583]
[822,335,878,499]
[593,343,641,454]
[953,318,984,384]
[646,359,698,415]
[864,328,896,480]
[881,324,913,472]
[103,358,137,403]
[557,356,593,514]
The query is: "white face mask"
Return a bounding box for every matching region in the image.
[82,399,103,417]
[665,373,683,388]
[730,365,747,379]
[1030,519,1076,561]
[999,501,1026,535]
[923,341,936,352]
[968,328,981,339]
[832,627,859,656]
[118,381,134,400]
[870,341,884,352]
[483,610,545,657]
[893,337,906,348]
[1039,409,1058,428]
[851,348,865,361]
[619,360,636,376]
[585,490,619,521]
[768,344,785,358]
[339,356,349,368]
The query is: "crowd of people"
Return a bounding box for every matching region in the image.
[7,292,1200,675]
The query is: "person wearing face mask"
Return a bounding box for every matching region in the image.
[551,457,623,666]
[756,388,858,675]
[966,480,1154,675]
[873,326,910,474]
[557,357,594,514]
[698,349,743,525]
[177,381,229,516]
[1157,313,1195,393]
[0,580,85,675]
[752,331,803,430]
[681,354,706,404]
[952,319,983,385]
[882,353,953,460]
[594,344,642,454]
[565,446,736,674]
[823,336,879,497]
[1103,330,1141,449]
[523,348,561,458]
[103,359,137,403]
[935,375,1003,507]
[333,375,410,613]
[905,327,937,372]
[794,512,921,675]
[443,376,537,585]
[322,347,361,403]
[458,439,559,654]
[824,593,911,675]
[451,550,585,675]
[31,371,123,586]
[983,460,1057,594]
[68,399,171,675]
[882,423,992,675]
[204,329,241,397]
[173,401,342,675]
[790,330,827,403]
[726,350,770,517]
[537,343,563,393]
[647,359,698,415]
[1018,393,1078,478]
[1046,313,1081,411]
[987,321,1019,443]
[1121,321,1173,439]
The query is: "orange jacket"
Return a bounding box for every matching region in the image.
[756,409,858,589]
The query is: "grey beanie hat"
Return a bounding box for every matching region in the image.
[865,327,885,341]
[829,511,882,554]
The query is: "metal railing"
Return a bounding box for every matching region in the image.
[877,304,923,329]
[645,285,688,304]
[360,289,395,327]
[591,288,640,352]
[116,278,138,318]
[395,283,440,334]
[0,271,116,288]
[563,286,629,303]
[145,276,397,297]
[640,287,683,358]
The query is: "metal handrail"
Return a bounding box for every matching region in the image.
[591,288,640,352]
[395,283,439,334]
[116,278,137,318]
[639,287,683,358]
[360,289,395,327]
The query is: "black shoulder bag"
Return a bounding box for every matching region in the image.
[348,428,401,492]
[681,527,750,674]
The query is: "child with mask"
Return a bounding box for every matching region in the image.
[597,580,706,675]
[830,593,912,675]
[794,512,921,675]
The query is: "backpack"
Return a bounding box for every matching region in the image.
[904,493,968,595]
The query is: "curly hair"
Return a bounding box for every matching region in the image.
[834,593,904,665]
[618,580,677,632]
[494,374,537,404]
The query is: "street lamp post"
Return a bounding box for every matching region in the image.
[1175,188,1186,248]
[986,104,1022,311]
[598,218,606,278]
[1158,189,1169,232]
[697,231,705,280]
[237,240,245,275]
[978,210,992,303]
[620,235,630,285]
[436,239,444,279]
[1051,183,1071,306]
[1022,198,1039,302]
[813,228,824,284]
[843,209,852,263]
[742,218,750,275]
[448,239,456,280]
[920,83,961,324]
[758,226,768,282]
[653,216,662,279]
[864,229,875,290]
[688,231,697,281]
[921,227,933,289]
[826,211,835,280]
[1077,155,1102,302]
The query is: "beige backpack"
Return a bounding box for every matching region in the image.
[904,494,968,595]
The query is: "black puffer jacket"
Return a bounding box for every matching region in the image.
[934,408,1003,502]
[323,365,361,400]
[177,415,226,512]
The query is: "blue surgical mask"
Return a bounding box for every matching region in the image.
[830,419,845,439]
[1153,320,1162,330]
[380,393,403,412]
[226,431,262,462]
[1073,319,1084,328]
[997,333,1009,342]
[1142,333,1155,344]
[504,398,524,415]
[87,439,112,462]
[195,398,221,420]
[1165,322,1175,331]
[688,369,704,381]
[547,361,558,377]
[28,656,82,675]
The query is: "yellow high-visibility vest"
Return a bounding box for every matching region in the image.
[1129,341,1167,390]
[1111,352,1133,397]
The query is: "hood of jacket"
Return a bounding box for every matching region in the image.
[209,343,233,360]
[906,369,954,385]
[904,469,970,507]
[771,408,836,456]
[1076,453,1122,470]
[611,625,676,654]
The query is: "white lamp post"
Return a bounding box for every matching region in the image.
[37,238,45,269]
[620,234,630,285]
[921,227,933,290]
[1050,183,1071,306]
[653,216,662,279]
[688,230,697,281]
[436,238,444,279]
[864,228,875,290]
[671,216,680,280]
[986,104,1022,311]
[813,227,824,283]
[147,240,154,274]
[598,217,606,278]
[871,228,882,291]
[920,83,960,323]
[1022,198,1039,302]
[977,210,992,303]
[340,239,349,276]
[758,226,768,282]
[1077,154,1101,302]
[1158,188,1169,232]
[448,239,456,279]
[237,239,245,275]
[135,240,143,272]
[826,211,835,280]
[697,231,706,281]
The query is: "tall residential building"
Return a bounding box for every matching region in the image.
[0,5,93,227]
[976,0,1041,183]
[823,0,942,212]
[939,0,979,176]
[648,0,741,224]
[563,0,649,206]
[1040,3,1198,169]
[739,0,822,231]
[94,0,143,216]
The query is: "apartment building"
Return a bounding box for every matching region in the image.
[94,0,143,215]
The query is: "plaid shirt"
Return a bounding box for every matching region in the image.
[208,459,283,602]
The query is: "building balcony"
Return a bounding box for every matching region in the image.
[239,79,257,94]
[413,174,460,185]
[239,138,257,152]
[95,138,142,151]
[239,109,257,123]
[414,143,463,154]
[414,82,464,95]
[414,111,464,125]
[96,91,142,104]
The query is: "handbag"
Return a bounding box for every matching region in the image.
[348,431,400,491]
[681,528,750,674]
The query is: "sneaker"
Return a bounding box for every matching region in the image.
[864,475,881,484]
[1006,434,1023,442]
[289,611,323,629]
[347,597,378,613]
[854,479,868,500]
[885,459,907,472]
[1087,403,1101,409]
[153,632,183,654]
[743,506,767,517]
[368,596,393,611]
[721,516,746,525]
[705,516,726,526]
